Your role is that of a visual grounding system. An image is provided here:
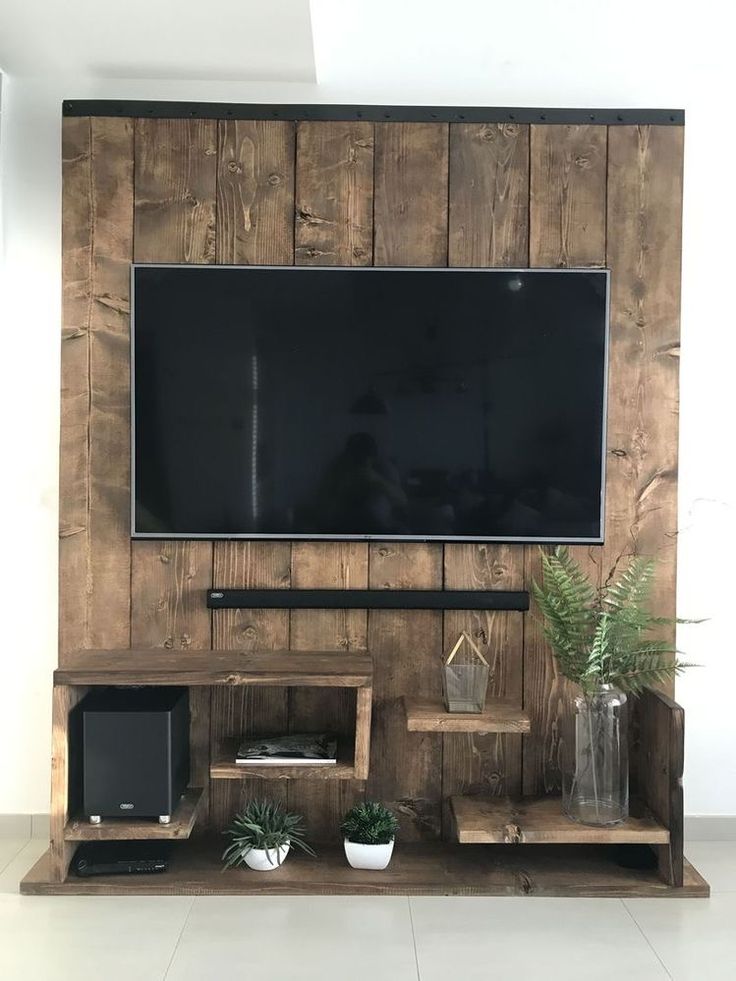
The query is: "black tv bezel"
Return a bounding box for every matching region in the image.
[130,264,610,545]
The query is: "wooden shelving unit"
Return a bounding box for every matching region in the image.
[403,696,530,733]
[451,795,670,845]
[64,787,204,841]
[29,649,374,893]
[20,838,709,898]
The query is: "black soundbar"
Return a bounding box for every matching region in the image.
[207,589,529,612]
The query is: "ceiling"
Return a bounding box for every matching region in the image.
[0,0,315,81]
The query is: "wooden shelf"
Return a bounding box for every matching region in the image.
[403,697,530,733]
[451,796,670,845]
[54,650,373,687]
[210,742,359,781]
[20,839,708,898]
[63,787,204,841]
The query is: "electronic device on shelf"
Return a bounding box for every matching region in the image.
[72,842,173,877]
[131,265,609,544]
[78,687,190,824]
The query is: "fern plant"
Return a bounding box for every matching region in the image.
[532,546,694,695]
[222,800,315,869]
[341,801,398,845]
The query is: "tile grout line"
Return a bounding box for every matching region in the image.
[0,838,31,878]
[621,898,673,980]
[407,897,422,981]
[162,896,197,981]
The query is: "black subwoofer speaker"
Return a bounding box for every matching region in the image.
[80,687,190,824]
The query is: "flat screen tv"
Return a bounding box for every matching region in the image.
[132,265,609,543]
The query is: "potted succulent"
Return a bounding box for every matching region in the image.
[222,799,315,872]
[533,546,695,827]
[341,801,398,870]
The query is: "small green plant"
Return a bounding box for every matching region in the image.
[222,799,315,869]
[532,546,695,695]
[341,801,398,845]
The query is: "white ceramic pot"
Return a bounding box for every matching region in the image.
[243,842,290,871]
[344,838,394,870]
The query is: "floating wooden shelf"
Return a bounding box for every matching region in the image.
[451,796,670,845]
[210,742,359,781]
[63,787,204,841]
[54,650,373,688]
[403,697,530,733]
[20,839,708,898]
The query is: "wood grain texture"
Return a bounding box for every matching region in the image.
[524,125,608,797]
[295,121,373,265]
[132,117,218,826]
[368,546,444,840]
[638,688,685,885]
[217,120,295,265]
[59,117,134,662]
[446,127,529,810]
[374,122,449,266]
[289,542,369,840]
[65,787,203,840]
[212,117,296,828]
[603,126,684,680]
[211,542,291,824]
[211,743,357,781]
[451,795,669,844]
[443,546,526,812]
[404,697,529,734]
[369,124,448,838]
[449,122,529,267]
[530,124,607,267]
[23,840,708,898]
[55,649,373,686]
[50,685,88,880]
[353,685,373,780]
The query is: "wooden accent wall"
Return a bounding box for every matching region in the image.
[60,113,684,841]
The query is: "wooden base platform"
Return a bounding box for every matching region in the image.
[20,840,709,898]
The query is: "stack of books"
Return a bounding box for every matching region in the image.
[235,733,338,767]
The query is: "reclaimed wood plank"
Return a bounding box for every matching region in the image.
[132,117,217,824]
[210,542,292,824]
[451,795,670,844]
[295,121,373,265]
[524,125,608,797]
[446,123,530,814]
[64,787,203,841]
[404,697,529,734]
[603,126,684,690]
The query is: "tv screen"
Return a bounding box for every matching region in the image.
[132,265,609,542]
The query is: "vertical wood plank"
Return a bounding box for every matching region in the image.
[369,122,449,840]
[60,116,133,662]
[132,118,217,821]
[210,543,291,825]
[217,120,295,265]
[445,123,529,820]
[289,542,368,839]
[59,117,92,663]
[49,685,88,881]
[295,121,373,266]
[524,125,608,796]
[210,120,296,829]
[374,122,449,266]
[603,126,683,678]
[368,544,444,839]
[289,120,374,839]
[449,122,529,268]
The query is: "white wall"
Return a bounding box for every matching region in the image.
[1,0,734,814]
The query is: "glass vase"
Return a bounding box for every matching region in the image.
[563,684,628,826]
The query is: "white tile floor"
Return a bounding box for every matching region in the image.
[0,839,733,981]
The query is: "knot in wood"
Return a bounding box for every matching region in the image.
[159,552,170,564]
[503,822,523,844]
[180,634,192,648]
[611,448,627,458]
[574,154,591,169]
[227,161,241,174]
[268,173,281,186]
[163,637,174,649]
[243,625,257,639]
